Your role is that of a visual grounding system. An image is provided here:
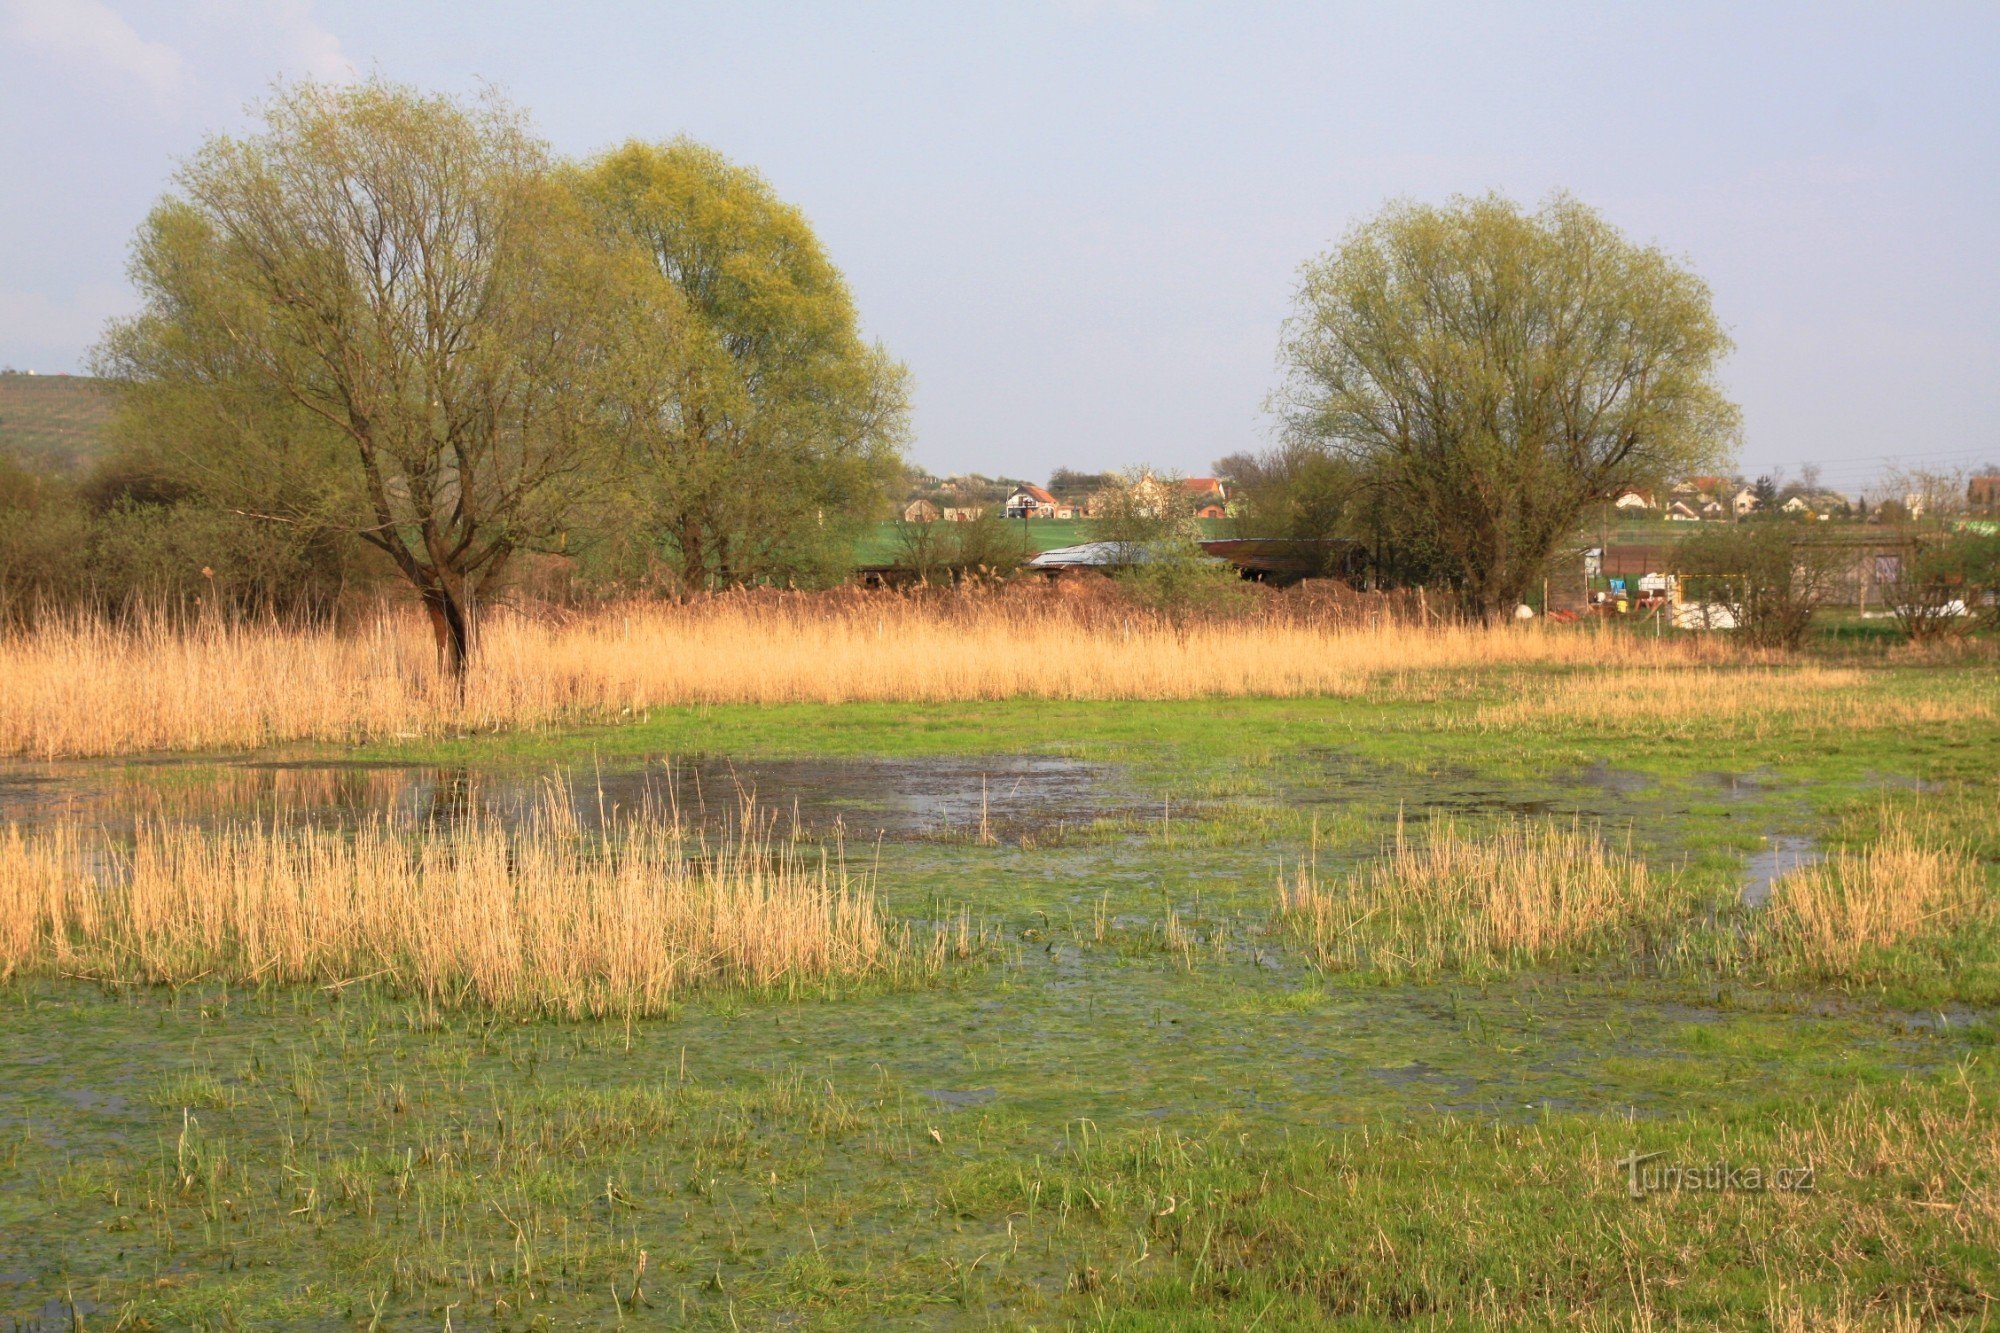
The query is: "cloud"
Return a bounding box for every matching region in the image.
[1,0,186,95]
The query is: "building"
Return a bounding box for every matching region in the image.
[1732,487,1760,517]
[942,506,984,522]
[902,498,941,523]
[1613,489,1656,511]
[1969,475,2000,514]
[1004,484,1061,519]
[1181,477,1229,519]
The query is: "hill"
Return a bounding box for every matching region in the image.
[0,372,113,474]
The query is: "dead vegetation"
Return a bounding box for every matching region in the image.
[0,589,1727,758]
[0,794,954,1017]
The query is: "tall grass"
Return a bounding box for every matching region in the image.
[0,592,1722,757]
[0,797,946,1017]
[1280,808,1997,993]
[1753,825,1988,986]
[1277,818,1682,980]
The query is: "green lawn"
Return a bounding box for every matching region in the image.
[5,653,1999,1326]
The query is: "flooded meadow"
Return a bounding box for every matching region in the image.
[3,679,1998,1326]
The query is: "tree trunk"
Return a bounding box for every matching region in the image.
[421,583,474,684]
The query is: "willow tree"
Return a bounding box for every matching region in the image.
[574,140,908,589]
[1276,193,1737,619]
[97,80,632,675]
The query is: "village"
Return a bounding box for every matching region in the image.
[877,462,2000,631]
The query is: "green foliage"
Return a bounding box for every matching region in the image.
[0,448,90,618]
[1117,538,1250,618]
[892,507,1030,581]
[1672,524,1850,648]
[1279,192,1738,618]
[574,139,909,591]
[95,79,655,667]
[1886,528,2000,639]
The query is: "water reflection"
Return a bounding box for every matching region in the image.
[0,753,1132,843]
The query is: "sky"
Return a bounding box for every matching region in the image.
[2,2,1996,494]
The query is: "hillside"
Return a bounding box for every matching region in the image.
[0,372,113,474]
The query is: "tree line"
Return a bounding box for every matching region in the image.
[38,86,1981,652]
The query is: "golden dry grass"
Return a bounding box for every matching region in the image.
[0,594,1721,758]
[1754,826,1987,982]
[1455,662,1998,737]
[0,798,939,1016]
[1277,818,1680,979]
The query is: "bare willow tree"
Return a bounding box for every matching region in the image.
[1277,193,1738,620]
[97,80,634,675]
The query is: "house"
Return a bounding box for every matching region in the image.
[1732,487,1760,517]
[1004,484,1060,519]
[1613,489,1656,511]
[942,506,984,522]
[1781,495,1813,515]
[902,498,941,523]
[1968,475,2000,514]
[1700,499,1727,520]
[1665,500,1703,522]
[1181,477,1229,519]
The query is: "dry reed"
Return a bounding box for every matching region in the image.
[0,798,938,1017]
[0,594,1721,758]
[1754,826,1986,982]
[1458,664,1996,738]
[1277,818,1678,979]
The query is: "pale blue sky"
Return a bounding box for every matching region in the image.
[3,2,1996,491]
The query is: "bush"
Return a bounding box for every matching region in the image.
[1672,525,1848,649]
[1886,529,2000,640]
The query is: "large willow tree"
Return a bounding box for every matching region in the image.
[1276,193,1738,619]
[574,140,909,590]
[97,80,636,675]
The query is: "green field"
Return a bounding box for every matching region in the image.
[0,372,113,475]
[5,650,2000,1326]
[856,518,1237,567]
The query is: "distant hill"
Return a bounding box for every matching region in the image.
[0,372,113,474]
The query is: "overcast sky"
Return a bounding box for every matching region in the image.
[3,1,1996,492]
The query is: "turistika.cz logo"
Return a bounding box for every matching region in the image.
[1614,1151,1815,1199]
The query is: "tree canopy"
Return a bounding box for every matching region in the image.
[1276,193,1737,618]
[90,84,909,666]
[573,139,908,591]
[96,80,644,670]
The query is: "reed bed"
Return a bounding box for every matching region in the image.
[1458,663,1996,738]
[1753,826,1987,984]
[1277,818,1682,979]
[0,800,938,1017]
[0,592,1720,758]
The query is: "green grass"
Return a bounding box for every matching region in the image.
[5,653,2000,1325]
[854,517,1236,566]
[0,371,113,474]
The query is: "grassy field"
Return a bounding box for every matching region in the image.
[2,610,1998,1326]
[0,371,113,475]
[854,518,1236,566]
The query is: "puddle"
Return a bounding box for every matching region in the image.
[0,754,1134,844]
[1741,835,1821,907]
[1696,769,1787,801]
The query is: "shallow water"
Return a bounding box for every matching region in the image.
[1740,834,1823,907]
